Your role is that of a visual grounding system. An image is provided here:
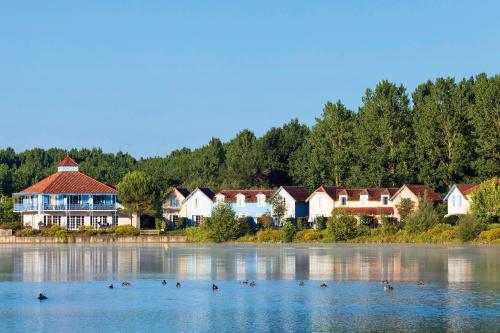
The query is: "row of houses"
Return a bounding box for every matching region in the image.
[13,156,483,230]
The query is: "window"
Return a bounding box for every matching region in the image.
[452,195,462,208]
[192,215,202,225]
[381,195,389,206]
[93,195,105,205]
[43,216,61,226]
[216,196,224,204]
[171,215,179,223]
[194,198,199,209]
[69,196,81,205]
[237,196,245,207]
[112,215,118,227]
[68,216,84,230]
[360,195,368,205]
[318,197,323,208]
[169,198,180,208]
[91,216,108,228]
[340,195,347,206]
[257,195,265,207]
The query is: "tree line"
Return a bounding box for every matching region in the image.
[0,73,498,198]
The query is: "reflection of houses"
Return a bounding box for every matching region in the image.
[162,187,190,226]
[443,184,479,217]
[447,257,472,283]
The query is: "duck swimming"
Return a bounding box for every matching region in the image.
[299,281,305,286]
[176,282,181,288]
[240,280,249,285]
[417,281,425,286]
[320,283,328,288]
[382,279,389,284]
[38,293,48,300]
[108,284,114,289]
[212,284,219,291]
[162,280,167,285]
[249,281,256,287]
[121,281,131,286]
[384,285,394,291]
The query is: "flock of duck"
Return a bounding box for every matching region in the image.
[37,279,426,300]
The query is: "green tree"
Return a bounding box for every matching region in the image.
[269,194,286,226]
[223,130,262,188]
[470,178,500,224]
[0,164,12,196]
[405,197,441,233]
[396,198,415,224]
[117,171,157,223]
[326,210,358,241]
[210,204,238,242]
[282,221,297,242]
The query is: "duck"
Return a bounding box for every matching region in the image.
[299,281,305,286]
[121,281,131,286]
[176,282,181,288]
[212,284,219,291]
[38,293,48,300]
[384,285,394,291]
[240,280,249,285]
[417,281,425,286]
[162,280,167,285]
[108,284,114,289]
[320,283,328,288]
[382,279,389,284]
[249,281,256,287]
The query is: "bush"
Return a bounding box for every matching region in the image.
[443,215,459,226]
[238,217,256,236]
[294,230,322,242]
[470,177,500,224]
[42,224,65,236]
[380,216,400,235]
[185,226,213,242]
[457,215,486,241]
[201,217,212,228]
[296,217,309,230]
[237,234,257,242]
[0,221,22,231]
[396,198,415,224]
[426,223,453,238]
[113,225,140,236]
[210,204,238,242]
[256,229,283,243]
[78,225,98,236]
[257,214,274,230]
[282,221,297,242]
[155,218,164,230]
[326,212,358,241]
[477,228,500,242]
[405,197,441,233]
[356,225,371,237]
[360,215,377,227]
[16,227,40,237]
[176,217,188,230]
[315,216,327,230]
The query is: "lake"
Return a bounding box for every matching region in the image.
[0,244,498,332]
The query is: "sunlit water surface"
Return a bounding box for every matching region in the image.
[0,244,498,332]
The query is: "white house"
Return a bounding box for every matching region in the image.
[272,186,310,220]
[443,184,479,216]
[162,187,190,226]
[182,187,215,225]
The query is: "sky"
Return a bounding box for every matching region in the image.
[0,0,499,158]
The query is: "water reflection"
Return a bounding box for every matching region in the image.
[0,244,498,285]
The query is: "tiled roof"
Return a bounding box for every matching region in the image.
[215,189,275,203]
[343,207,394,215]
[314,186,398,201]
[19,171,117,194]
[455,184,479,196]
[57,156,79,167]
[281,186,310,202]
[404,184,442,202]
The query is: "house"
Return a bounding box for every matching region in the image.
[162,186,190,226]
[13,156,130,230]
[443,184,479,216]
[182,187,215,225]
[272,186,310,221]
[390,184,442,220]
[214,189,275,224]
[306,186,398,224]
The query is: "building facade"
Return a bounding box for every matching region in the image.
[214,189,275,224]
[162,187,190,226]
[390,184,442,220]
[13,156,130,230]
[272,186,310,220]
[182,187,215,226]
[443,184,479,216]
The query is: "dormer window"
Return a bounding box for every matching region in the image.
[236,195,245,207]
[360,195,368,205]
[381,195,389,206]
[339,195,347,206]
[216,195,225,205]
[257,194,266,207]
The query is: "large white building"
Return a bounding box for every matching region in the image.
[443,184,479,217]
[181,187,215,225]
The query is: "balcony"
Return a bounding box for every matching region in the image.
[14,203,117,212]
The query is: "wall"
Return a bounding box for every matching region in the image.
[391,187,419,220]
[183,190,213,224]
[308,192,334,221]
[446,187,471,215]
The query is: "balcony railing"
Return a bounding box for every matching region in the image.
[14,203,117,212]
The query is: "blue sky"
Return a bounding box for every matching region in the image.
[1,0,499,158]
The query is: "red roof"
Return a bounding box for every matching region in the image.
[281,186,310,201]
[310,186,398,201]
[455,184,479,196]
[19,171,117,194]
[215,189,275,203]
[344,207,394,215]
[57,156,79,167]
[404,184,442,202]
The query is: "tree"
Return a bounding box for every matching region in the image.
[404,197,441,233]
[396,198,415,224]
[326,210,358,241]
[269,194,286,226]
[282,221,297,242]
[470,178,500,224]
[210,204,238,242]
[0,164,12,196]
[117,171,157,225]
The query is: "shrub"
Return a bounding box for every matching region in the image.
[201,217,212,228]
[43,224,64,237]
[426,223,453,238]
[164,229,187,236]
[405,197,441,233]
[396,198,415,224]
[55,229,68,242]
[457,215,486,241]
[443,215,459,226]
[360,215,377,227]
[237,234,257,242]
[282,221,297,242]
[477,228,500,242]
[185,226,213,242]
[155,218,164,230]
[326,211,358,241]
[315,216,327,230]
[176,217,188,230]
[0,221,22,231]
[356,225,371,237]
[294,230,322,242]
[16,227,40,237]
[257,214,274,229]
[113,225,140,236]
[238,217,256,236]
[296,217,309,230]
[470,178,500,224]
[210,204,238,242]
[256,229,283,243]
[78,225,97,236]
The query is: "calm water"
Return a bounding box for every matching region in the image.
[0,244,498,332]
